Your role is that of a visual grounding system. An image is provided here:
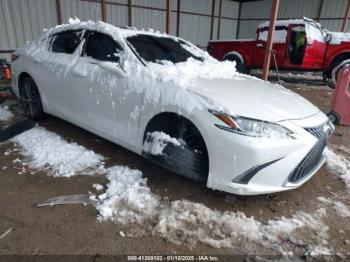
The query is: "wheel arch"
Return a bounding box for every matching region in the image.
[18,72,33,89]
[143,112,207,146]
[142,111,211,179]
[326,51,350,76]
[17,72,46,117]
[222,51,245,64]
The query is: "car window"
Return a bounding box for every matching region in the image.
[83,31,123,62]
[258,27,288,44]
[127,34,203,64]
[50,30,83,54]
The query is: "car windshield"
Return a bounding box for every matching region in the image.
[305,20,327,40]
[127,34,204,64]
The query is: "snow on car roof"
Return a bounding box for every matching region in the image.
[257,17,325,44]
[258,19,304,29]
[258,17,324,29]
[258,18,309,29]
[42,18,175,41]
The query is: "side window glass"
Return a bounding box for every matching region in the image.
[50,30,83,54]
[84,31,123,62]
[258,28,287,44]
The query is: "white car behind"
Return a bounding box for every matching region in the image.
[11,19,334,195]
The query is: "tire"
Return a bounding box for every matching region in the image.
[143,120,209,182]
[223,54,246,74]
[327,111,341,125]
[19,77,44,120]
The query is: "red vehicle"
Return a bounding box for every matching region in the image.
[207,18,350,87]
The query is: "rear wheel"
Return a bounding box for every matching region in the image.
[143,115,209,182]
[19,76,44,120]
[223,54,247,74]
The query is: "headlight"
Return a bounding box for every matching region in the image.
[210,110,294,139]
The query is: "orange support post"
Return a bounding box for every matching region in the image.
[56,0,62,24]
[166,0,172,34]
[262,0,280,81]
[341,0,350,32]
[101,0,107,22]
[128,0,132,27]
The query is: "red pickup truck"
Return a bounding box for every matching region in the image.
[207,18,350,86]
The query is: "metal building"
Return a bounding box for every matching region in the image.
[1,0,350,60]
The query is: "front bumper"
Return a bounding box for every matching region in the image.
[206,111,334,195]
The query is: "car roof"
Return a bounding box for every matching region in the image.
[258,18,306,29]
[45,19,172,40]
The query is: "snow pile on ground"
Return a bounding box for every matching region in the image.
[0,106,13,122]
[143,131,184,155]
[9,126,332,255]
[93,183,104,191]
[96,166,161,227]
[11,127,104,177]
[332,201,350,218]
[317,197,350,218]
[95,165,329,255]
[325,146,350,188]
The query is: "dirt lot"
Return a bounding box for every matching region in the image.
[0,74,350,260]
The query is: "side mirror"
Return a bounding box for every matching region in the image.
[325,33,332,43]
[97,59,126,77]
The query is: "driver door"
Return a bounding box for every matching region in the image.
[67,31,142,146]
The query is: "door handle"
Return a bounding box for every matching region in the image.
[34,60,43,64]
[257,43,264,48]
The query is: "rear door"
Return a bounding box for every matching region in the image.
[43,30,85,118]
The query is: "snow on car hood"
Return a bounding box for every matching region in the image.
[147,59,319,122]
[190,76,320,122]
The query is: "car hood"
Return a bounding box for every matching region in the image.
[191,76,320,122]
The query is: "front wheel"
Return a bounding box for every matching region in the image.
[19,77,44,120]
[142,120,209,182]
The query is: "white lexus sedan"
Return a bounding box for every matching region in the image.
[11,20,334,195]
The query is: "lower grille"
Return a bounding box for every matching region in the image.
[305,125,325,139]
[288,123,329,183]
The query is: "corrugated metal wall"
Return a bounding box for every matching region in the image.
[0,0,239,60]
[2,0,350,60]
[239,0,350,39]
[0,0,57,60]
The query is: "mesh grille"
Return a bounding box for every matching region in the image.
[305,125,325,139]
[288,123,328,183]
